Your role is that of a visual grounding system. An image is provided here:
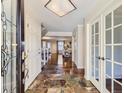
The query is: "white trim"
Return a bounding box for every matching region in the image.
[111,10,114,93]
[113,24,122,28]
[113,61,122,65]
[114,79,122,85]
[122,0,124,91]
[106,28,112,31]
[105,44,122,46]
[84,24,90,80]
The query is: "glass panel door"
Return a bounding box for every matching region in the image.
[104,5,122,93]
[1,0,17,93]
[91,19,101,89]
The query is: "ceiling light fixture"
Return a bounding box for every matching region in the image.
[45,0,77,17]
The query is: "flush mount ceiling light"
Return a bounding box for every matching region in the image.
[45,0,77,17]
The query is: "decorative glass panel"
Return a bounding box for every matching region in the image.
[114,26,122,43]
[1,0,17,93]
[105,13,112,29]
[106,30,112,44]
[114,46,122,63]
[114,6,122,26]
[3,0,12,20]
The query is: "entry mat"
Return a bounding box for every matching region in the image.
[25,74,99,93]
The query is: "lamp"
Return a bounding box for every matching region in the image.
[45,0,77,17]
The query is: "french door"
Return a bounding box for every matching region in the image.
[91,18,101,91]
[104,5,122,93]
[90,4,122,93]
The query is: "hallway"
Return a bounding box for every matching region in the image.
[1,0,122,93]
[26,54,99,93]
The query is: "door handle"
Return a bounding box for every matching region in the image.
[22,51,28,60]
[96,56,105,60]
[101,57,105,60]
[96,57,110,61]
[24,68,29,79]
[100,57,110,60]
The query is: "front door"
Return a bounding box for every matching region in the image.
[1,0,25,93]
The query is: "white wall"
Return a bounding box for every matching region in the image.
[24,0,42,90]
[77,25,84,68]
[73,25,84,69]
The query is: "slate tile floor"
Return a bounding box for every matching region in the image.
[25,55,99,93]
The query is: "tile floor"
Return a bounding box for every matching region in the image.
[25,55,99,93]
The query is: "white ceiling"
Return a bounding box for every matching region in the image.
[28,0,99,32]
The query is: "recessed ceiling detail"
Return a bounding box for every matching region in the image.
[45,0,77,17]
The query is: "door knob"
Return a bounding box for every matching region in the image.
[96,56,101,60]
[101,57,105,60]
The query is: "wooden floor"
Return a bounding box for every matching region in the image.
[26,54,99,93]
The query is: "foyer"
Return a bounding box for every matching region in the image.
[1,0,122,93]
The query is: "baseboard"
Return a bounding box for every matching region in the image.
[71,62,85,77]
[25,72,41,91]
